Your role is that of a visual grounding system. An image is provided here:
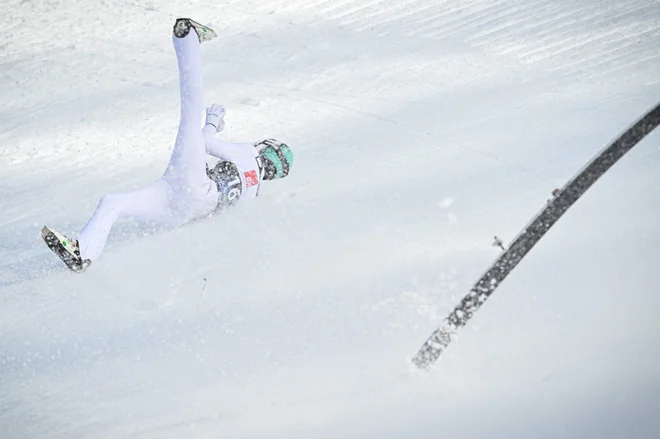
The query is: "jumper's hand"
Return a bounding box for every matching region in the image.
[205,103,226,132]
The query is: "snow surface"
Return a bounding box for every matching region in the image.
[2,0,660,438]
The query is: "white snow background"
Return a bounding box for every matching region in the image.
[2,0,660,438]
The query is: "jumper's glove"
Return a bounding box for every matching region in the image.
[205,103,226,133]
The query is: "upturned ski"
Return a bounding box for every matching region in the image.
[412,101,660,370]
[41,226,91,272]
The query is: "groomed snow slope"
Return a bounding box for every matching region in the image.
[1,0,660,438]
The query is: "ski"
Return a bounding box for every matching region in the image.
[412,101,660,370]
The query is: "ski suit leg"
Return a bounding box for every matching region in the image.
[162,29,214,199]
[77,26,217,263]
[78,180,175,262]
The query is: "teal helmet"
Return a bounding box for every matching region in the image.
[255,139,293,181]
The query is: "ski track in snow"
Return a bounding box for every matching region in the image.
[1,0,660,438]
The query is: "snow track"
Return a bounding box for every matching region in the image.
[1,1,660,438]
[265,0,660,84]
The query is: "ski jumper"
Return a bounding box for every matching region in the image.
[78,29,261,262]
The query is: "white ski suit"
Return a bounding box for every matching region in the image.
[78,30,261,262]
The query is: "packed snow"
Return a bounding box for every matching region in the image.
[2,0,660,438]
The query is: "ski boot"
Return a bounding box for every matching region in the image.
[41,226,92,273]
[173,18,217,43]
